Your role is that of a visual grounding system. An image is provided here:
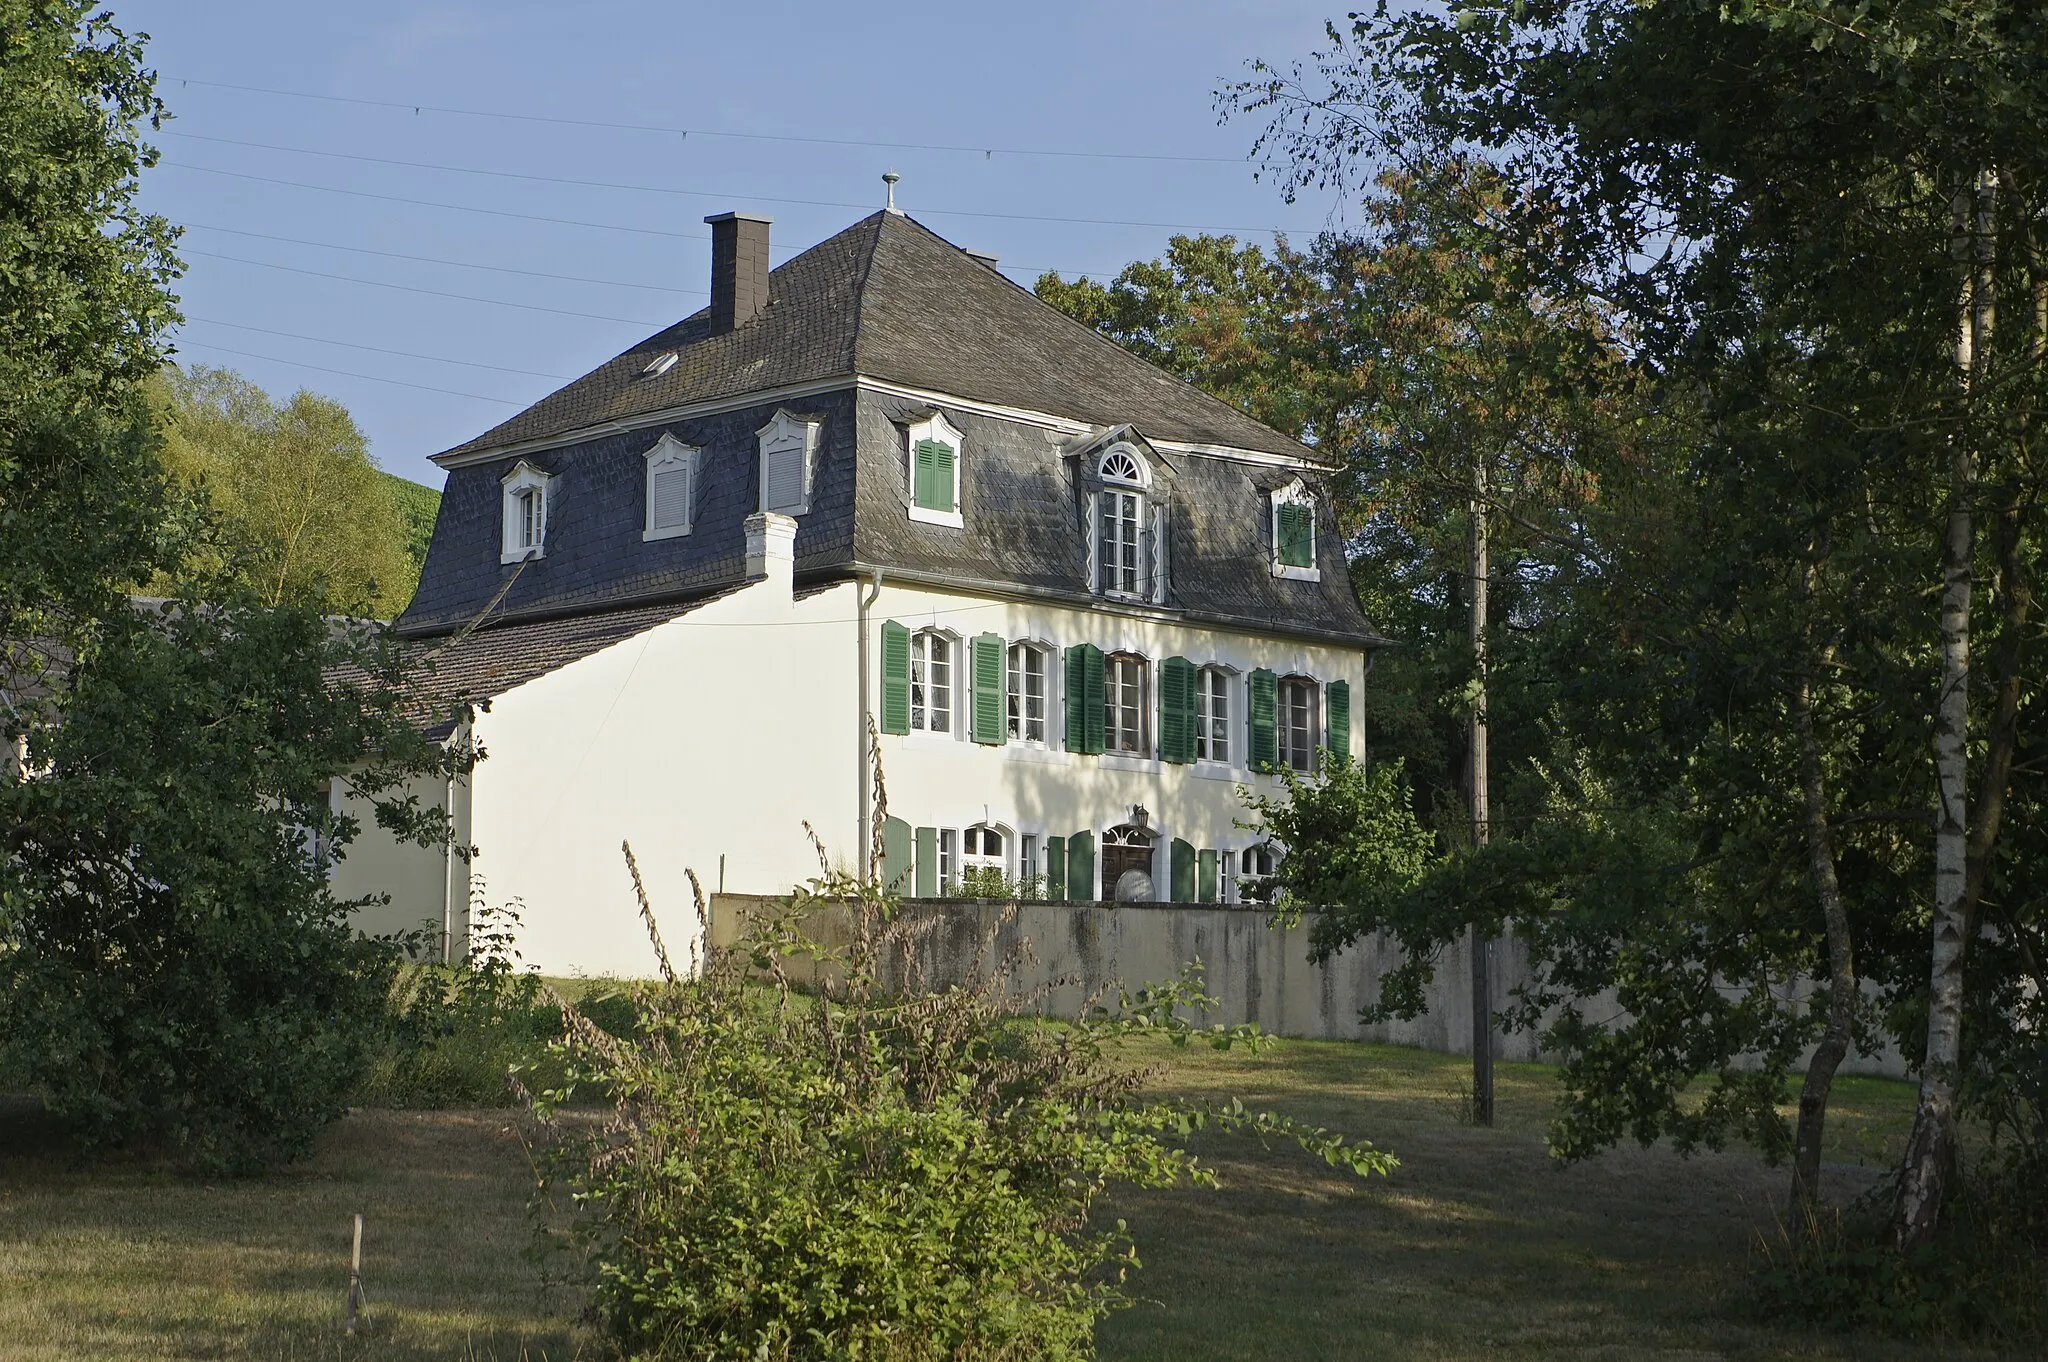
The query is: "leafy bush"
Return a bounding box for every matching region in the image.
[950,866,1044,900]
[0,594,462,1173]
[530,841,1391,1361]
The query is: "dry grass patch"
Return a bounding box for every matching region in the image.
[0,1098,582,1361]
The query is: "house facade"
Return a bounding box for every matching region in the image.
[333,209,1384,977]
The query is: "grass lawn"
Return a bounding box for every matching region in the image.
[0,1039,2019,1361]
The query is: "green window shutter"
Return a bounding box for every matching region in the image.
[915,826,938,898]
[1278,502,1313,568]
[971,633,1006,745]
[1046,835,1067,902]
[1066,643,1104,754]
[914,439,955,512]
[1083,645,1107,754]
[880,620,911,734]
[1159,656,1194,764]
[1326,678,1351,767]
[1171,838,1196,903]
[1248,668,1278,770]
[1067,830,1095,902]
[1197,849,1219,904]
[882,817,913,894]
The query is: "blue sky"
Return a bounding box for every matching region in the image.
[126,1,1353,487]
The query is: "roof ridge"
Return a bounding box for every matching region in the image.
[877,212,1317,461]
[843,211,888,374]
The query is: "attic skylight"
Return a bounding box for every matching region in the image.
[641,351,678,378]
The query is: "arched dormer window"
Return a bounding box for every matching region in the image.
[904,411,964,528]
[1090,443,1166,603]
[643,433,699,541]
[500,460,551,564]
[757,409,819,516]
[1271,480,1321,582]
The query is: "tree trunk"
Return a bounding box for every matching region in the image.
[1894,170,1995,1250]
[1469,459,1494,1127]
[1788,664,1855,1228]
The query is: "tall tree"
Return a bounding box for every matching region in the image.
[155,365,419,616]
[1231,0,2047,1240]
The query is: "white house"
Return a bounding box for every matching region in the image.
[332,208,1386,977]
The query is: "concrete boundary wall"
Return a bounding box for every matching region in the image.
[709,893,1908,1079]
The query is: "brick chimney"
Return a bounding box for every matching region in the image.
[705,211,772,333]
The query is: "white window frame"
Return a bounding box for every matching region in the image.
[1104,651,1149,755]
[1278,674,1320,773]
[642,433,700,541]
[1271,479,1322,582]
[500,460,552,564]
[939,828,959,894]
[757,409,820,516]
[1005,640,1051,746]
[1195,664,1236,766]
[904,411,965,529]
[1091,443,1152,601]
[910,628,958,737]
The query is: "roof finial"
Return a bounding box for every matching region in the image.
[882,171,901,214]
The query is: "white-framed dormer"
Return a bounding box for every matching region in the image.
[757,409,820,516]
[1271,478,1321,582]
[1089,442,1155,602]
[500,459,552,564]
[904,410,965,529]
[642,433,700,541]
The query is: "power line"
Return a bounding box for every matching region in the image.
[165,130,1311,236]
[163,163,1130,282]
[181,221,707,295]
[174,340,528,404]
[165,74,1251,166]
[182,316,576,380]
[185,249,667,327]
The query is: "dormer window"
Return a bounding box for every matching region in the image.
[643,433,699,541]
[757,409,820,515]
[1271,481,1320,582]
[1089,443,1165,603]
[500,460,551,564]
[904,411,964,528]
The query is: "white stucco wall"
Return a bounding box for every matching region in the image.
[343,568,1368,977]
[867,579,1368,902]
[460,578,862,977]
[328,771,453,944]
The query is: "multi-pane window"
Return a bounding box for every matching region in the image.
[911,631,953,733]
[515,488,543,551]
[1196,667,1232,764]
[964,825,1004,868]
[1278,676,1319,773]
[1098,489,1143,596]
[1006,643,1048,743]
[1237,845,1278,904]
[1105,652,1148,754]
[939,828,958,893]
[1020,834,1040,885]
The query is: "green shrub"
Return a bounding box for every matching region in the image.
[950,866,1044,900]
[530,842,1391,1361]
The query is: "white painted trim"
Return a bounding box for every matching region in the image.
[499,460,551,564]
[642,433,699,541]
[432,372,1332,473]
[904,410,965,523]
[1270,478,1322,582]
[757,409,819,516]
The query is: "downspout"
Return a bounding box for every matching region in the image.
[856,568,884,873]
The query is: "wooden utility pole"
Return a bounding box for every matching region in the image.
[345,1213,365,1335]
[1470,462,1495,1127]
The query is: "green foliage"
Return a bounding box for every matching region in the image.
[0,591,467,1171]
[382,470,441,579]
[153,365,419,616]
[949,866,1044,900]
[530,847,1392,1360]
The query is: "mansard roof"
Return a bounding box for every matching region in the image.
[436,211,1316,465]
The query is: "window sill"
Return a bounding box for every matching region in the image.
[643,524,691,542]
[907,505,964,529]
[1272,563,1322,583]
[900,729,962,748]
[1004,744,1070,765]
[500,548,546,565]
[1191,761,1252,783]
[1098,752,1160,774]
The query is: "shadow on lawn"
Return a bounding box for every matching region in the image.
[0,1097,586,1362]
